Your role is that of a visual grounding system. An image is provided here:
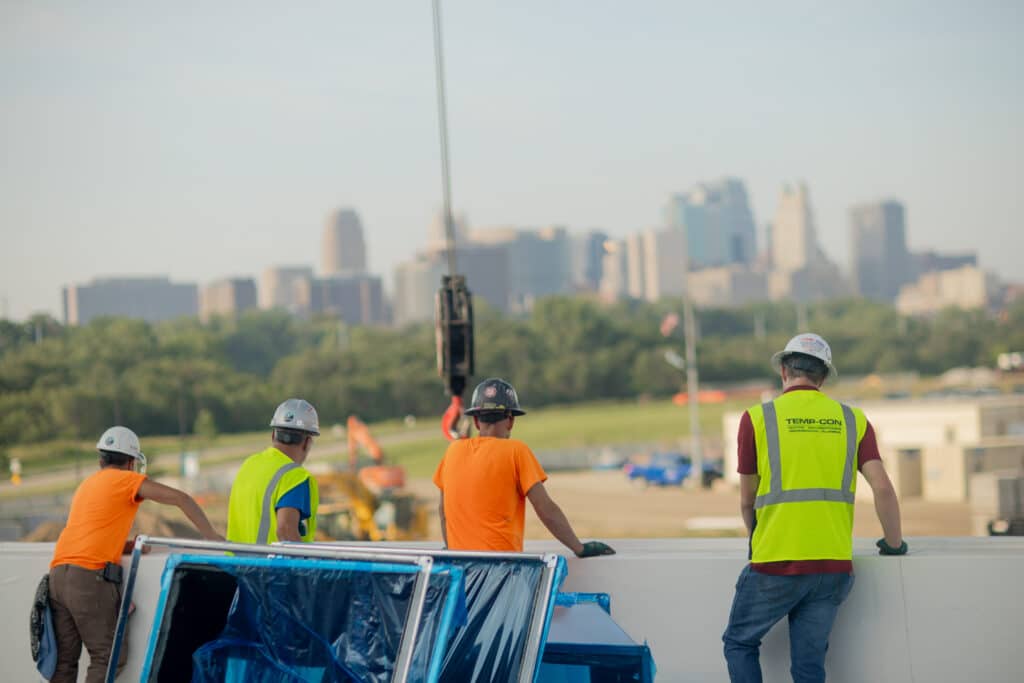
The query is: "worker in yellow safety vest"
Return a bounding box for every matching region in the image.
[227,398,321,544]
[722,333,906,683]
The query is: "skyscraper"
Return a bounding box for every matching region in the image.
[665,178,757,269]
[849,200,911,301]
[321,208,366,275]
[771,183,819,272]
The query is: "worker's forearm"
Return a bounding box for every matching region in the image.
[539,505,584,556]
[438,505,448,548]
[740,504,756,536]
[276,525,302,543]
[873,488,903,547]
[177,496,222,541]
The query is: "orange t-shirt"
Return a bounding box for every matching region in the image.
[432,436,547,551]
[51,468,146,570]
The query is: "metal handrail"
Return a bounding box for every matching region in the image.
[288,540,553,562]
[518,553,562,683]
[106,535,437,683]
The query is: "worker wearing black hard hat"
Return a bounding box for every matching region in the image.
[434,377,615,558]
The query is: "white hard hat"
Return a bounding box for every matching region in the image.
[96,426,148,472]
[270,398,320,436]
[770,333,838,380]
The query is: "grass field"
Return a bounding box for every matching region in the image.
[5,398,748,485]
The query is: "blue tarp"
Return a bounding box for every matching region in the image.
[538,593,655,683]
[140,554,466,683]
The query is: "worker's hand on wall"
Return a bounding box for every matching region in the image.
[876,538,908,556]
[576,541,616,558]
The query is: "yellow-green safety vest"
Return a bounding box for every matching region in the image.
[227,446,319,544]
[748,390,867,563]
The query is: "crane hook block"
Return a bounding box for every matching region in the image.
[435,274,475,399]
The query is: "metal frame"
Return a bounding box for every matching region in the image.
[293,543,564,683]
[106,535,434,683]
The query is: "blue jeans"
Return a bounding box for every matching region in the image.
[722,566,854,683]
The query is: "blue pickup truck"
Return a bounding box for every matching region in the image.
[623,452,723,487]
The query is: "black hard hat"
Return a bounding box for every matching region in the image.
[464,378,526,417]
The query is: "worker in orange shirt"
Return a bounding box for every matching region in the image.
[433,377,615,558]
[48,426,223,683]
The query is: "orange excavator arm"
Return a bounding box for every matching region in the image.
[347,415,384,471]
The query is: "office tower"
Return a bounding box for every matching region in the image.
[771,183,819,272]
[199,278,258,322]
[62,277,198,325]
[665,178,758,268]
[910,250,977,278]
[642,227,688,301]
[850,201,911,301]
[570,230,609,292]
[599,239,628,302]
[322,208,367,275]
[625,232,648,300]
[294,274,386,326]
[393,244,511,325]
[259,266,314,311]
[468,226,573,311]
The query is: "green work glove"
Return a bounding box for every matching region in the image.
[577,541,616,558]
[876,538,908,556]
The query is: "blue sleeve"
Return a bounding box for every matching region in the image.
[275,479,311,521]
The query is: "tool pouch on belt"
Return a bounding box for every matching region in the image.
[101,562,123,584]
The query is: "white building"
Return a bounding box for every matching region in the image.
[687,265,769,308]
[897,265,999,315]
[258,266,313,312]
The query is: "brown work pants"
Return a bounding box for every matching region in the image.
[48,563,128,683]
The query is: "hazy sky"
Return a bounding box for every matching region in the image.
[1,1,1021,320]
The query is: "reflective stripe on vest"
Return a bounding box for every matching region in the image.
[754,401,857,509]
[256,462,301,544]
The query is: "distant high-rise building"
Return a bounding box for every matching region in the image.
[393,243,511,325]
[598,239,628,302]
[62,276,197,325]
[321,208,366,275]
[199,278,257,322]
[642,227,687,301]
[771,183,819,272]
[625,232,648,300]
[468,226,572,311]
[570,230,609,292]
[259,266,313,312]
[665,178,758,268]
[850,201,911,301]
[295,274,386,325]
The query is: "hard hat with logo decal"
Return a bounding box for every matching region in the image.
[464,378,526,416]
[96,426,148,473]
[269,398,321,436]
[770,332,838,380]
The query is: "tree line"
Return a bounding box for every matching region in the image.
[1,297,1022,446]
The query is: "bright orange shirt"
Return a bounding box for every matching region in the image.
[433,436,547,551]
[51,468,146,570]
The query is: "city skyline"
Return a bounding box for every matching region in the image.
[2,2,1021,320]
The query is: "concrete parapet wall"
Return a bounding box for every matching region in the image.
[3,537,1022,682]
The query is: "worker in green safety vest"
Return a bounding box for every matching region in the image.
[722,333,906,683]
[227,398,321,544]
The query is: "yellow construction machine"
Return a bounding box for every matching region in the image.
[315,416,429,542]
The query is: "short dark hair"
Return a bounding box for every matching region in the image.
[273,428,308,445]
[782,353,828,384]
[99,451,132,468]
[476,411,512,425]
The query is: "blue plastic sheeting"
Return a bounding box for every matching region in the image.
[538,593,655,683]
[139,554,466,683]
[428,555,566,683]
